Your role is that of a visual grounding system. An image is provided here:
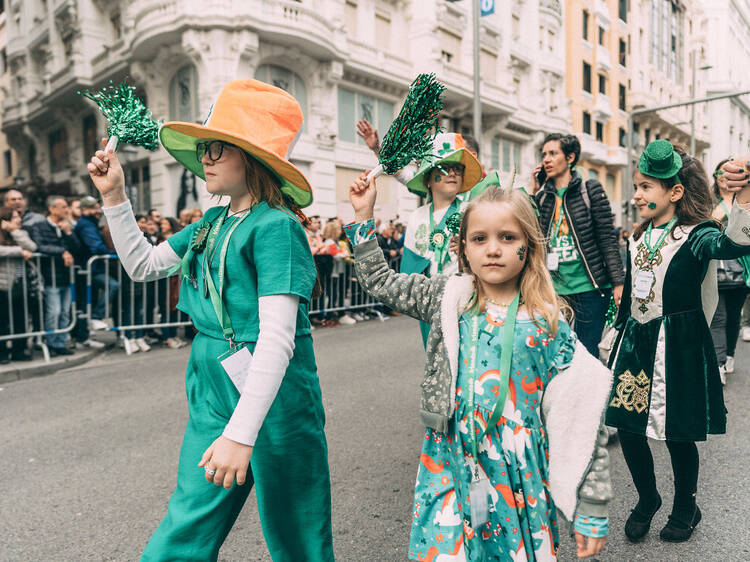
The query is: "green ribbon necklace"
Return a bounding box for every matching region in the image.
[644,216,678,262]
[466,292,520,479]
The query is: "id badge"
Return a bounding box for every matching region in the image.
[469,478,491,527]
[219,346,253,391]
[546,252,559,271]
[633,270,655,300]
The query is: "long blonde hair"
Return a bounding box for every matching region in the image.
[457,186,567,335]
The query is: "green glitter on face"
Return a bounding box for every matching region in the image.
[78,82,161,151]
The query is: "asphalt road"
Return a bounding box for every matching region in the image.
[1,315,749,561]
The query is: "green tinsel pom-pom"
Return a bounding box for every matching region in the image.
[378,73,445,175]
[78,82,161,151]
[605,296,618,327]
[446,211,462,235]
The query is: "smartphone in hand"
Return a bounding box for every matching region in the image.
[536,166,547,186]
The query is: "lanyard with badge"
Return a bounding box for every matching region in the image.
[202,207,254,391]
[466,292,520,526]
[633,216,677,300]
[546,194,566,271]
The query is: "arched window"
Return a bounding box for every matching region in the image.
[254,64,307,130]
[169,65,200,123]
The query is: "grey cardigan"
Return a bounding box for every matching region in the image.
[353,237,612,519]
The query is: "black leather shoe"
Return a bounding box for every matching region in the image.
[660,506,701,542]
[625,495,662,542]
[50,347,74,356]
[11,351,33,361]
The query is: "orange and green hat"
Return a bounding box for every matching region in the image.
[405,133,483,197]
[159,79,313,207]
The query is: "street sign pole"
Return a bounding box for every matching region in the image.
[473,0,482,149]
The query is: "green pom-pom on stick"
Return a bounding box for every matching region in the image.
[367,73,445,180]
[78,82,161,152]
[446,211,462,235]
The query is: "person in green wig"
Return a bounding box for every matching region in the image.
[606,140,750,544]
[86,79,334,561]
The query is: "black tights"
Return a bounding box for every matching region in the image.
[618,430,699,522]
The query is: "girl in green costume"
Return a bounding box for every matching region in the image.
[86,79,334,561]
[606,141,750,544]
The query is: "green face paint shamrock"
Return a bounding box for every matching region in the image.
[517,245,526,262]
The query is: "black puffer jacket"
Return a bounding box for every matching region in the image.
[534,171,625,291]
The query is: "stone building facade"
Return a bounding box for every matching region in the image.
[3,0,570,219]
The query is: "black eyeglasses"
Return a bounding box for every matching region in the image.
[196,140,230,162]
[433,162,465,179]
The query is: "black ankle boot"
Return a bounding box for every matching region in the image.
[625,494,662,542]
[660,506,701,542]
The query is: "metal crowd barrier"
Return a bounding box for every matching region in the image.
[1,250,404,363]
[0,253,77,362]
[308,254,402,317]
[86,255,192,355]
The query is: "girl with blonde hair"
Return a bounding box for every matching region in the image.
[345,174,612,560]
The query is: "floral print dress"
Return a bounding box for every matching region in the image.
[408,303,576,561]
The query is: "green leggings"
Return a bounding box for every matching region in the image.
[141,333,334,561]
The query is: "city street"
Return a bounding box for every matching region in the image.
[2,315,749,561]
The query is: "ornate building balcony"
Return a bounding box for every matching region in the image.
[128,0,347,61]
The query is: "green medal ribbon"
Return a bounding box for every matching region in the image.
[202,207,252,345]
[466,292,520,478]
[429,203,452,273]
[644,216,678,262]
[719,200,732,222]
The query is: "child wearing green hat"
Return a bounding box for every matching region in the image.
[86,79,333,561]
[605,140,750,544]
[400,132,483,345]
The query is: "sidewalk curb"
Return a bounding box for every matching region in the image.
[0,345,111,384]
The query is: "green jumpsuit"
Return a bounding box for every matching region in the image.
[141,202,334,561]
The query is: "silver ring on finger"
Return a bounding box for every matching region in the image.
[204,466,216,476]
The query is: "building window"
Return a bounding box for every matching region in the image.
[650,0,682,80]
[619,0,627,21]
[0,49,6,75]
[619,127,627,147]
[337,87,394,145]
[344,0,357,35]
[596,121,604,142]
[583,62,592,93]
[619,84,627,110]
[619,39,627,66]
[82,115,98,164]
[494,138,522,173]
[49,128,69,173]
[375,11,392,52]
[110,12,121,40]
[128,164,151,213]
[583,10,590,41]
[606,173,616,199]
[169,65,200,123]
[583,111,592,134]
[3,150,11,177]
[599,27,606,46]
[440,29,462,65]
[255,65,308,130]
[599,74,607,95]
[645,128,651,144]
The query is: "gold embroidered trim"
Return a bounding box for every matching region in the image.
[609,370,651,413]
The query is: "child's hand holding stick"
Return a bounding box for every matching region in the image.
[349,173,378,222]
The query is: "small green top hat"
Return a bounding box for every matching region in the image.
[638,139,682,180]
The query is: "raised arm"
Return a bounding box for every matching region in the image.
[348,173,442,322]
[88,137,181,281]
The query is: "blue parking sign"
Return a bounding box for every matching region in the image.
[481,0,494,16]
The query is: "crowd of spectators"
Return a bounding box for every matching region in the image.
[304,214,404,327]
[0,189,198,364]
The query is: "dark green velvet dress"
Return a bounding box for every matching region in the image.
[606,213,750,442]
